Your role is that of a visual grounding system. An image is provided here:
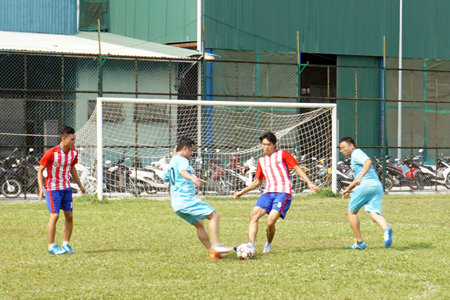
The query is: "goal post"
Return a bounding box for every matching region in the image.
[86,97,337,200]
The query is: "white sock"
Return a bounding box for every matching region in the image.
[49,243,55,250]
[62,241,69,246]
[248,242,255,248]
[263,241,272,253]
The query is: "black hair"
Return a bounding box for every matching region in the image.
[60,126,75,137]
[176,137,195,151]
[339,137,356,147]
[259,131,277,145]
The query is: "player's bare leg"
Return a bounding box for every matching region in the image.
[205,211,233,255]
[348,210,363,242]
[47,213,60,244]
[263,209,280,253]
[193,219,211,249]
[62,211,73,242]
[370,212,393,248]
[248,206,267,244]
[369,212,388,231]
[266,209,280,243]
[205,211,219,245]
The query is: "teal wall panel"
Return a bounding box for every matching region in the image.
[203,0,450,61]
[0,0,77,34]
[109,0,197,44]
[109,0,450,60]
[337,56,382,147]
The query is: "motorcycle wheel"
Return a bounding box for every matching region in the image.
[409,178,423,190]
[2,179,22,198]
[384,176,394,191]
[207,177,227,195]
[144,183,157,194]
[85,179,97,194]
[444,174,450,189]
[126,181,141,196]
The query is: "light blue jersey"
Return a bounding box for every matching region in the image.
[162,155,197,212]
[351,149,381,188]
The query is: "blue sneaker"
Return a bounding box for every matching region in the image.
[349,241,366,250]
[49,245,66,255]
[384,227,393,248]
[62,244,76,254]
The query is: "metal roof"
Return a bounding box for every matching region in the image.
[0,31,200,58]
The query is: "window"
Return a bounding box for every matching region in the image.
[88,100,125,122]
[134,104,168,123]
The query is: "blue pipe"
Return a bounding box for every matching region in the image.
[205,49,213,148]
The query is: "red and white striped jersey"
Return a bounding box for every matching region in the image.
[255,150,298,194]
[39,145,78,191]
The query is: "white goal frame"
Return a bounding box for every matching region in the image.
[96,97,337,199]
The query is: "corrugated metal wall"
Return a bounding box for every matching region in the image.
[0,0,77,34]
[336,56,382,148]
[109,0,197,44]
[204,0,450,60]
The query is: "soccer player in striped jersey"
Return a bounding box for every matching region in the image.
[37,126,85,255]
[233,131,319,253]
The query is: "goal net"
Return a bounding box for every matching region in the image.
[76,98,337,199]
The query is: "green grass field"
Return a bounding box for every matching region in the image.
[1,193,450,299]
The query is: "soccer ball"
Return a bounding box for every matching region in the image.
[236,243,255,260]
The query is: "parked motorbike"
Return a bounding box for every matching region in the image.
[0,148,23,197]
[12,148,39,195]
[207,153,259,195]
[138,156,170,193]
[104,153,140,196]
[69,162,98,194]
[336,157,354,192]
[372,156,394,191]
[385,155,423,190]
[413,149,450,189]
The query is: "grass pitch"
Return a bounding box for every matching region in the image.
[1,193,449,299]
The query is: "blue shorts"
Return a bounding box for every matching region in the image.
[348,185,383,214]
[46,187,73,214]
[255,193,292,219]
[175,201,215,225]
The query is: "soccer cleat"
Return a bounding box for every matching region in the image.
[48,245,66,255]
[384,227,393,248]
[209,252,227,260]
[263,241,272,253]
[210,243,234,254]
[62,244,76,254]
[349,241,366,250]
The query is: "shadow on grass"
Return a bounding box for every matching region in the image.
[293,246,347,252]
[82,248,153,254]
[393,243,434,251]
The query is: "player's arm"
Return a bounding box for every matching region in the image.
[342,159,372,197]
[180,169,206,186]
[283,151,319,193]
[292,165,319,192]
[37,165,46,201]
[233,178,263,199]
[162,170,170,182]
[70,166,85,195]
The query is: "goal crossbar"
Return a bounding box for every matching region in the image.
[96,97,338,199]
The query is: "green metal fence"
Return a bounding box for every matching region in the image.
[1,50,450,197]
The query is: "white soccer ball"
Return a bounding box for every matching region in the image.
[236,243,255,260]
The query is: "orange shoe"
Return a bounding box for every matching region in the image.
[209,250,227,260]
[210,243,233,254]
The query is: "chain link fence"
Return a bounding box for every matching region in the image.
[1,50,450,198]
